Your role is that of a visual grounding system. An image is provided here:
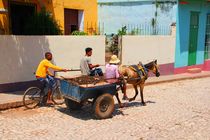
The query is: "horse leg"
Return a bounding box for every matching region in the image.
[115,92,124,108]
[140,84,146,106]
[129,85,138,102]
[121,82,129,100]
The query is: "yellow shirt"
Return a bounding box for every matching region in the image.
[35,59,63,78]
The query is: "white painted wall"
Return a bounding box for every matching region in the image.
[121,35,175,65]
[0,35,105,84]
[0,35,175,84]
[78,10,84,31]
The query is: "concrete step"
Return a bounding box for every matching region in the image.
[187,68,202,74]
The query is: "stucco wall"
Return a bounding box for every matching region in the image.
[53,0,98,34]
[0,0,98,35]
[121,35,175,65]
[0,35,105,84]
[98,1,176,35]
[0,0,9,34]
[175,0,210,68]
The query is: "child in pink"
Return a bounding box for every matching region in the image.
[105,55,128,100]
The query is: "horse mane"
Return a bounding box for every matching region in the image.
[119,60,157,74]
[144,61,155,69]
[118,64,127,75]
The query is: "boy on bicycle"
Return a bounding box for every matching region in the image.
[35,52,68,105]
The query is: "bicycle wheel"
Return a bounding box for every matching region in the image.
[52,86,64,105]
[23,87,41,109]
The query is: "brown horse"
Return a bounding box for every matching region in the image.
[116,60,160,107]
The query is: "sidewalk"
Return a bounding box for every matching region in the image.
[1,71,210,110]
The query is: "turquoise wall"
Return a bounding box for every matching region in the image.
[175,0,210,68]
[98,0,176,35]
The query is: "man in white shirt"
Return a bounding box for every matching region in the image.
[80,47,103,76]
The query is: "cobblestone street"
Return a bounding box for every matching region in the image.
[0,77,210,140]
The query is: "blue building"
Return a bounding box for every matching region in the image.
[175,0,210,73]
[98,0,177,35]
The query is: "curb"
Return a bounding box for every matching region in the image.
[145,74,210,86]
[127,74,210,88]
[0,101,24,111]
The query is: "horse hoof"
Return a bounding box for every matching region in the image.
[129,98,134,102]
[122,96,129,101]
[119,104,124,108]
[142,102,146,106]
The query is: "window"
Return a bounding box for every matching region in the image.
[205,14,210,59]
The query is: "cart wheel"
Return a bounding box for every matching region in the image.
[65,98,83,110]
[93,93,114,119]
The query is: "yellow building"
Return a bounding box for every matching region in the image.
[0,0,98,35]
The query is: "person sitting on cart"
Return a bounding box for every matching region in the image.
[80,47,103,76]
[35,52,68,105]
[105,55,128,100]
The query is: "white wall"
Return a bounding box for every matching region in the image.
[0,35,105,84]
[0,35,175,84]
[121,35,175,65]
[78,10,84,31]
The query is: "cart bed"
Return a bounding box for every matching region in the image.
[60,79,116,102]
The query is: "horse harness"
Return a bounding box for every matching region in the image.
[129,63,148,82]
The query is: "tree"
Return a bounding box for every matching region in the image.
[23,8,62,35]
[117,26,127,36]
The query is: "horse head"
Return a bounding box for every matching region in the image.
[144,60,160,77]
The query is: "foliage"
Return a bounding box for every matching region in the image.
[159,1,176,14]
[71,30,87,35]
[129,28,140,35]
[151,18,156,28]
[151,0,176,35]
[109,34,119,55]
[151,0,158,35]
[23,8,62,35]
[117,26,127,36]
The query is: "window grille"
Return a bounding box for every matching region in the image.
[205,14,210,59]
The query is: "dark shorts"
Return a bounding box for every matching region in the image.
[90,68,103,76]
[37,75,56,90]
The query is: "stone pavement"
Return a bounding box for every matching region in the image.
[1,77,210,139]
[1,71,210,110]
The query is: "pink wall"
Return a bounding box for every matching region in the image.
[174,60,210,74]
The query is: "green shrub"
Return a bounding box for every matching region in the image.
[23,8,62,35]
[71,30,87,35]
[118,26,127,36]
[109,35,119,55]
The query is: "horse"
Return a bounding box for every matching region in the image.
[116,60,160,107]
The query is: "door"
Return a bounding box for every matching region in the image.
[204,14,210,60]
[188,12,199,66]
[64,9,78,35]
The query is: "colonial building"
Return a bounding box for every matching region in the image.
[0,0,98,35]
[175,0,210,73]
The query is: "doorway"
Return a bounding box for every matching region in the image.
[10,2,35,35]
[64,9,78,35]
[188,12,199,66]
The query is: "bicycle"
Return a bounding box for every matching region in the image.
[23,72,64,109]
